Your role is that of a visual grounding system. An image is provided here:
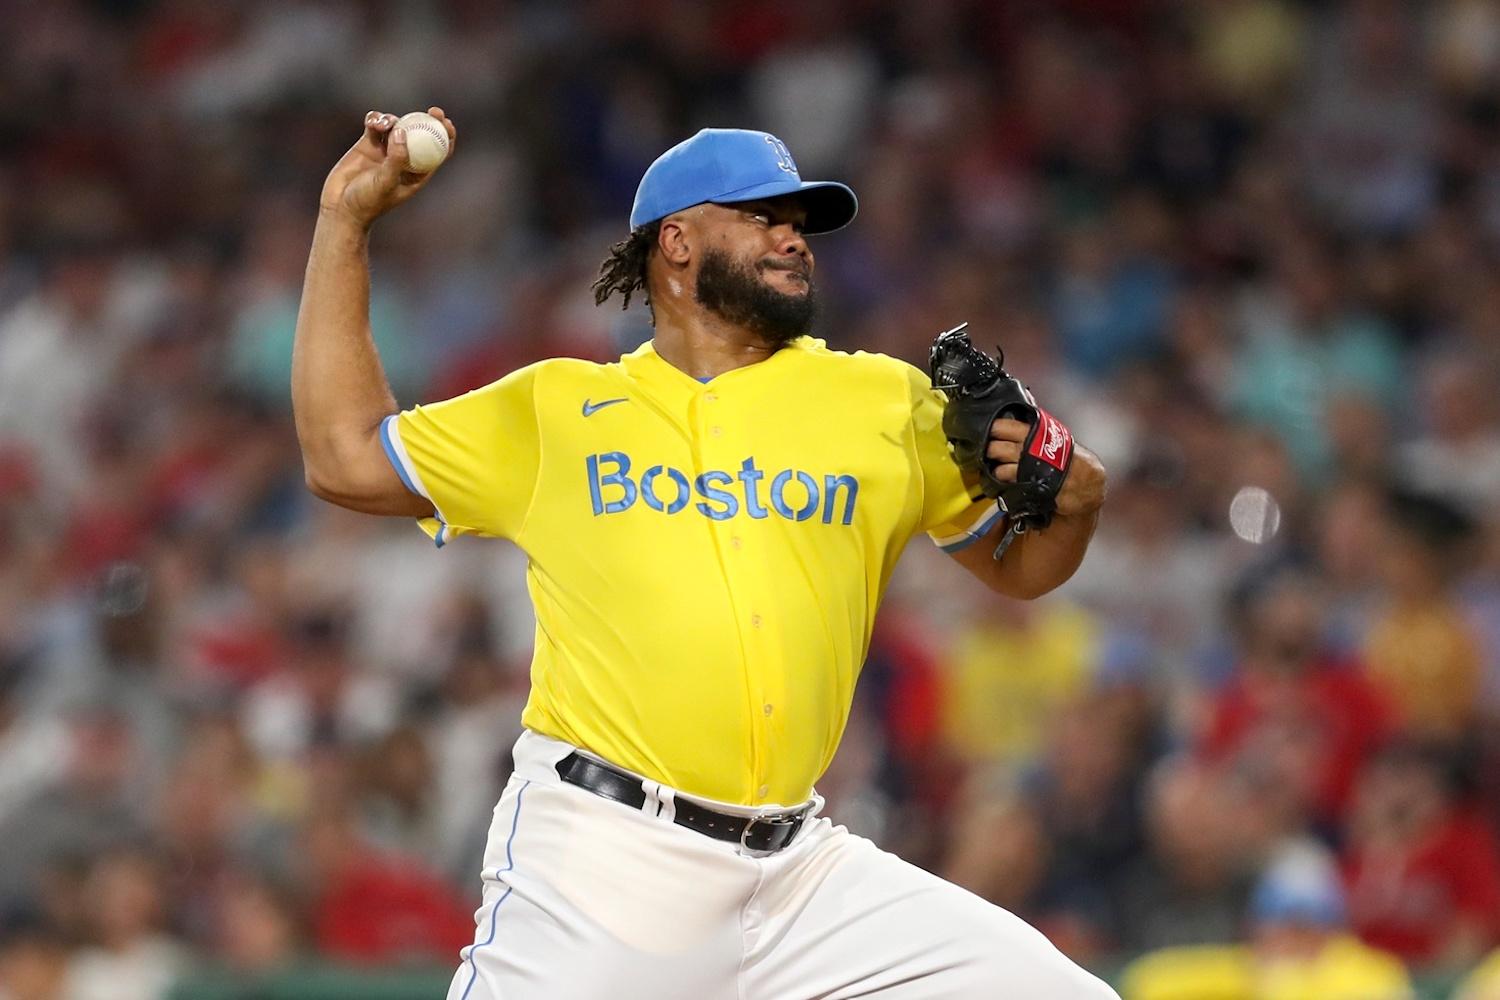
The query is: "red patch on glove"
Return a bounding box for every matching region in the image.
[1026,408,1073,472]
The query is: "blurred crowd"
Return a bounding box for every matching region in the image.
[4,0,1500,997]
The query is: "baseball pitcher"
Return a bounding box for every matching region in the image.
[292,108,1115,999]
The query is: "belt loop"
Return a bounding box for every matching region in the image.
[656,784,677,823]
[640,778,662,817]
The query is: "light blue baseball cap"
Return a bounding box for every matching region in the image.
[1249,848,1347,928]
[629,128,859,234]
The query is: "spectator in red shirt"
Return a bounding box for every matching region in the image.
[1342,741,1500,968]
[301,804,474,965]
[1200,563,1395,829]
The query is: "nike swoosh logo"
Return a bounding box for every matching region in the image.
[582,397,629,417]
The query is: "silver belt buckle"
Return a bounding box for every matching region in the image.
[739,809,804,853]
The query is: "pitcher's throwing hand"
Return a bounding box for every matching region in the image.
[319,107,457,228]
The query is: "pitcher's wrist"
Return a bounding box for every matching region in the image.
[316,204,375,240]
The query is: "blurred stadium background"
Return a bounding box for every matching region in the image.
[3,0,1500,997]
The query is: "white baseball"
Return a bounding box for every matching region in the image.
[395,111,451,173]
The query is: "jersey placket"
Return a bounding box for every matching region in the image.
[691,383,777,804]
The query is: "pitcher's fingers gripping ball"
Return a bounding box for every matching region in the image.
[394,111,452,173]
[930,322,1074,559]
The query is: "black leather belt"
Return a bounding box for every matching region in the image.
[555,752,810,854]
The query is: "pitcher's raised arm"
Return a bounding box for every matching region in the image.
[291,108,456,515]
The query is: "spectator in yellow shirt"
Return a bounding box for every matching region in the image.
[1122,844,1412,1000]
[1362,489,1483,743]
[939,588,1100,771]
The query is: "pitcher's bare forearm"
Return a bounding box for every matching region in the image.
[292,108,457,516]
[291,211,430,515]
[1003,506,1099,596]
[949,505,1100,599]
[949,443,1106,598]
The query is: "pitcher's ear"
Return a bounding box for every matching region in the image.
[659,216,692,266]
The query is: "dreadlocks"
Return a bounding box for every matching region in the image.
[592,221,661,316]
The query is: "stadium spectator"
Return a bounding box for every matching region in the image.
[1060,445,1228,698]
[1342,741,1500,968]
[1199,563,1394,829]
[238,610,398,765]
[1120,842,1411,1000]
[424,641,529,885]
[1397,352,1500,518]
[0,707,148,910]
[937,586,1101,774]
[298,804,473,965]
[64,847,189,1000]
[1228,235,1404,484]
[209,871,304,975]
[1361,489,1485,742]
[944,689,1149,961]
[1109,756,1258,954]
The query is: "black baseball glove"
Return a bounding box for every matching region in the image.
[929,322,1074,559]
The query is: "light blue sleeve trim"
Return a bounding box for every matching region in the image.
[379,414,422,497]
[934,503,1006,553]
[380,413,454,549]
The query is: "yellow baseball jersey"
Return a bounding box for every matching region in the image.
[380,336,998,805]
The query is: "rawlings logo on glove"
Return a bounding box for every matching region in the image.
[1031,410,1073,470]
[928,322,1074,559]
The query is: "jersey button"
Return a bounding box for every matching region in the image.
[704,392,717,403]
[731,536,742,549]
[758,785,769,799]
[751,614,762,627]
[711,426,722,437]
[763,703,773,716]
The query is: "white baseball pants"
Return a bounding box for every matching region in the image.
[446,731,1118,1000]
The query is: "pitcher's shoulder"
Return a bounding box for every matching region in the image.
[795,339,929,382]
[525,355,633,388]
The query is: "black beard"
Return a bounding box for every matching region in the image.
[694,248,818,348]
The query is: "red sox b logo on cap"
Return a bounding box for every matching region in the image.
[765,135,798,174]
